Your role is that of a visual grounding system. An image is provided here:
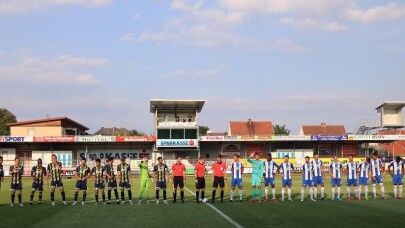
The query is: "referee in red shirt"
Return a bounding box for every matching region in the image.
[212,155,227,203]
[172,156,186,203]
[194,157,206,203]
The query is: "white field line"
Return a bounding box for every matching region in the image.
[184,187,243,228]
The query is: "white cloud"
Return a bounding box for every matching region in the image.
[347,3,405,24]
[275,39,312,52]
[0,0,111,14]
[218,0,354,17]
[133,25,258,47]
[131,0,405,49]
[280,18,348,32]
[163,64,226,78]
[120,33,136,41]
[0,51,108,85]
[126,1,259,48]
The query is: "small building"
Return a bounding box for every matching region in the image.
[228,119,273,136]
[150,99,205,160]
[8,117,89,137]
[376,101,405,129]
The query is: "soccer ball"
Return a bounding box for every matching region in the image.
[201,198,208,203]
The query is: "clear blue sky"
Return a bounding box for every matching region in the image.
[0,0,404,134]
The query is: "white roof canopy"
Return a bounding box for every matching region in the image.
[376,101,405,110]
[150,99,205,113]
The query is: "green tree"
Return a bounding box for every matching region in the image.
[0,108,17,135]
[199,125,210,136]
[273,124,291,135]
[127,129,146,136]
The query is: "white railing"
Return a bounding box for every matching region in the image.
[156,118,197,127]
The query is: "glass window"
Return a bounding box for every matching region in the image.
[171,129,184,139]
[157,129,170,139]
[185,129,197,139]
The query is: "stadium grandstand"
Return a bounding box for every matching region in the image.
[0,99,404,176]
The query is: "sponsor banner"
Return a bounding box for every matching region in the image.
[245,143,265,157]
[241,157,366,168]
[75,136,116,142]
[0,136,33,142]
[221,144,241,156]
[32,151,73,168]
[200,135,312,141]
[115,136,156,142]
[199,136,238,141]
[348,135,405,141]
[272,135,311,141]
[156,139,198,147]
[311,135,348,141]
[318,157,365,166]
[34,136,75,143]
[272,149,314,159]
[78,152,139,161]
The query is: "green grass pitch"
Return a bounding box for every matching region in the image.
[0,175,404,228]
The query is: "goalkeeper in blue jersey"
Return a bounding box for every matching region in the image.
[247,152,264,202]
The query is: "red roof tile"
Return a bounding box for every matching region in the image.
[229,120,273,136]
[301,123,346,135]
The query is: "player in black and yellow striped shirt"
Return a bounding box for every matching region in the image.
[73,157,91,206]
[47,154,67,206]
[92,158,106,205]
[105,157,120,204]
[153,157,169,204]
[29,158,47,206]
[117,157,133,205]
[9,157,24,207]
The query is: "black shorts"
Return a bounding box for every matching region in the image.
[196,177,205,189]
[119,182,131,189]
[32,182,44,191]
[10,183,22,191]
[94,183,105,190]
[51,181,63,188]
[156,181,167,190]
[108,181,117,190]
[75,181,87,190]
[213,176,225,188]
[173,176,184,188]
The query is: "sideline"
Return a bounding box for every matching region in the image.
[184,187,244,228]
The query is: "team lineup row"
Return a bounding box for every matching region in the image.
[0,152,404,207]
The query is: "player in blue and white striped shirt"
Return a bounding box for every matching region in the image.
[263,154,279,202]
[345,155,360,201]
[230,155,244,202]
[329,156,342,201]
[358,158,371,200]
[311,153,325,200]
[301,156,315,201]
[388,157,404,199]
[279,155,294,201]
[370,152,386,199]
